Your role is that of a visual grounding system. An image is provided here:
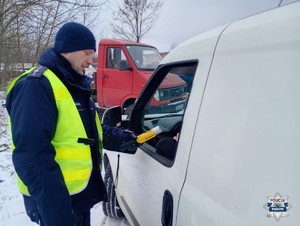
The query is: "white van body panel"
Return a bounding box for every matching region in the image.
[103,1,300,226]
[177,2,300,225]
[106,26,225,226]
[161,24,228,63]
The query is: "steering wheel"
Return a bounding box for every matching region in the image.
[171,121,182,137]
[157,118,182,139]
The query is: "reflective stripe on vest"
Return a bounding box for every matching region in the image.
[6,67,103,195]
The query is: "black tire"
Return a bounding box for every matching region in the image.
[102,155,124,218]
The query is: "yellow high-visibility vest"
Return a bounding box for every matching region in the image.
[6,66,103,195]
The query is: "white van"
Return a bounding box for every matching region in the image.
[101,1,300,225]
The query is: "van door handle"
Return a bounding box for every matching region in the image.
[161,190,173,226]
[103,74,109,78]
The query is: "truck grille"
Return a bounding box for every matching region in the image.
[170,86,185,97]
[158,85,186,101]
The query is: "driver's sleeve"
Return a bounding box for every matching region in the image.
[156,137,178,160]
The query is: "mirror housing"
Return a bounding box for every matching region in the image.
[101,106,130,128]
[101,106,122,127]
[101,106,136,154]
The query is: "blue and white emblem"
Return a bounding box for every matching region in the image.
[263,192,292,221]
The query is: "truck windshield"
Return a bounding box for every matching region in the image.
[126,45,162,71]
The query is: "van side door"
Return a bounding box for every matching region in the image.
[104,61,198,226]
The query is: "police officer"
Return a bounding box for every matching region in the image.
[6,22,135,226]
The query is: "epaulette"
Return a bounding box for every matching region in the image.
[28,65,48,77]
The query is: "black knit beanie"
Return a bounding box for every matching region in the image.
[53,22,96,53]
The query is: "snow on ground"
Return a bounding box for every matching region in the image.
[0,90,129,226]
[0,91,33,226]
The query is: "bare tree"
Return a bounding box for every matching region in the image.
[18,0,106,63]
[0,0,106,87]
[111,0,163,43]
[0,0,41,86]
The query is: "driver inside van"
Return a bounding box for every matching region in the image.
[156,133,179,160]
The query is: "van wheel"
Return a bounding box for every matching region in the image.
[102,155,124,219]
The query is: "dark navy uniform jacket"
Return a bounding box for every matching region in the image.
[6,48,133,225]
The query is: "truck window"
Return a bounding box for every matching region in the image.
[126,45,162,70]
[106,47,128,69]
[139,63,197,166]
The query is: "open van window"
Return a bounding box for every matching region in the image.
[138,62,197,166]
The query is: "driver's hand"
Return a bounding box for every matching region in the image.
[173,133,180,142]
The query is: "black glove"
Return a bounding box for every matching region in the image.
[119,130,138,152]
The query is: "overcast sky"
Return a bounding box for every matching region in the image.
[95,0,297,52]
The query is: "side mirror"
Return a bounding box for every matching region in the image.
[101,106,136,154]
[101,106,122,127]
[123,103,135,117]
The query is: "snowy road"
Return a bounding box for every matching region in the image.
[0,91,130,226]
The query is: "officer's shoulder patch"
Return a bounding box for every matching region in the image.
[28,66,48,77]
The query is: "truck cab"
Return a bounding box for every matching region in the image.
[96,39,186,111]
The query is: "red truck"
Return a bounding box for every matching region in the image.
[94,39,187,113]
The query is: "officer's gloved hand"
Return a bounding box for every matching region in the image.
[23,196,43,225]
[119,129,138,153]
[26,209,43,225]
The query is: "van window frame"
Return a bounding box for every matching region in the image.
[129,60,198,167]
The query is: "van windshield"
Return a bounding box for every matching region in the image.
[126,45,162,71]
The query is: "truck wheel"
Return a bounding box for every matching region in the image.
[102,155,124,219]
